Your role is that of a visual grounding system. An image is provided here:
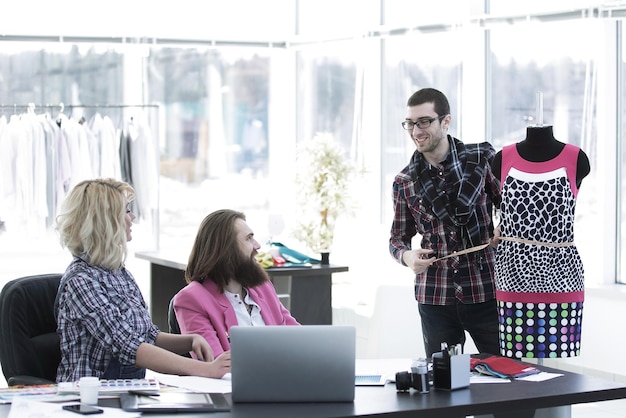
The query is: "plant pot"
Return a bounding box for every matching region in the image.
[320,252,330,265]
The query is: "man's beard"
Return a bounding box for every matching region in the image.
[234,253,269,288]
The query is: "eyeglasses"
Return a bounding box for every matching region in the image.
[401,115,447,130]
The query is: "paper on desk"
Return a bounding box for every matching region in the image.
[149,371,232,393]
[470,371,563,384]
[470,374,511,384]
[516,371,563,382]
[8,398,139,418]
[0,385,78,404]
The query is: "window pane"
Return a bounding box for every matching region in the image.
[147,47,272,250]
[381,32,462,224]
[0,45,124,119]
[295,42,356,151]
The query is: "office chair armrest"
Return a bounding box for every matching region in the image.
[7,375,56,386]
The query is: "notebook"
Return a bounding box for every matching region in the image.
[230,325,356,402]
[470,355,541,378]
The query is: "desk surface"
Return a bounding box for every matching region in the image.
[1,364,625,418]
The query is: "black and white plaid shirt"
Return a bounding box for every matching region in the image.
[55,257,159,382]
[389,135,501,305]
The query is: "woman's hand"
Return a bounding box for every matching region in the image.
[199,351,231,379]
[137,341,229,379]
[190,334,215,362]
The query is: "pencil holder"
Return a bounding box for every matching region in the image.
[432,352,470,390]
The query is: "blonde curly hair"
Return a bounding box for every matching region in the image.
[56,178,135,270]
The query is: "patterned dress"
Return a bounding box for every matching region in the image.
[495,143,584,359]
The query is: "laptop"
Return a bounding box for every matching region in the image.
[230,325,356,402]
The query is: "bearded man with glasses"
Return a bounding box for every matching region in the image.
[389,88,501,359]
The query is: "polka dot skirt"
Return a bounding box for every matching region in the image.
[497,301,583,358]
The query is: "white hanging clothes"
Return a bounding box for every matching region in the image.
[57,114,93,190]
[88,113,122,179]
[0,115,16,220]
[124,113,159,221]
[0,105,157,233]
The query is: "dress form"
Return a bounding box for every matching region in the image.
[516,126,564,161]
[492,125,590,188]
[493,125,589,359]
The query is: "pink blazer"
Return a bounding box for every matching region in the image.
[173,279,300,357]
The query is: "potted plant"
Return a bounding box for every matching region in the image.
[291,132,363,263]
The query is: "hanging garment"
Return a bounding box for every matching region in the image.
[495,143,584,359]
[88,113,122,179]
[126,113,158,221]
[0,105,157,234]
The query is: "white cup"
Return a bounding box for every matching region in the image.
[79,377,100,405]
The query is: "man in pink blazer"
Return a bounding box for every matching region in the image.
[174,209,300,357]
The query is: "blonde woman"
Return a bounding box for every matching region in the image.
[54,178,230,382]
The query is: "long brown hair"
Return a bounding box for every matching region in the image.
[185,209,247,291]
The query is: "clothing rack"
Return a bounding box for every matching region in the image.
[0,103,161,123]
[0,102,162,250]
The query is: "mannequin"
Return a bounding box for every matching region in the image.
[492,125,590,187]
[491,125,590,359]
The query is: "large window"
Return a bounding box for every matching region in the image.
[1,1,625,289]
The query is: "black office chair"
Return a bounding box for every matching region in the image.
[168,295,192,358]
[168,295,182,335]
[0,273,62,386]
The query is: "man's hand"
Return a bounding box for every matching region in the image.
[402,249,436,274]
[490,226,501,248]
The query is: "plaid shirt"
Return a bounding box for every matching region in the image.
[389,136,501,305]
[55,257,159,382]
